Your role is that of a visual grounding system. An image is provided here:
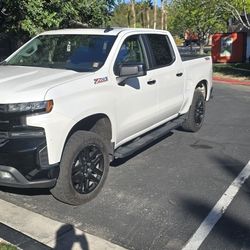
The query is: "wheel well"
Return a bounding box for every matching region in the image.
[65,114,113,152]
[195,80,207,99]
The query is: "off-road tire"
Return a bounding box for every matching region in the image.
[51,131,109,205]
[182,89,206,132]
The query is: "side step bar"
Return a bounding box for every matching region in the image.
[114,115,185,159]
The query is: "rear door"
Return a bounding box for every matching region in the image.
[145,34,185,121]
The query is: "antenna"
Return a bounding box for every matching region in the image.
[104,26,114,33]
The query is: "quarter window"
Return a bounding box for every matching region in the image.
[147,34,174,67]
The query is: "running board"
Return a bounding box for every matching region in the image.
[114,115,185,159]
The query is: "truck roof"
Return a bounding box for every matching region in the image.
[40,28,169,36]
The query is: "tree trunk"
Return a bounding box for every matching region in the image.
[199,43,205,55]
[199,34,207,55]
[165,8,168,30]
[141,8,145,27]
[131,0,136,28]
[146,6,150,28]
[127,9,131,28]
[161,0,166,30]
[153,0,157,29]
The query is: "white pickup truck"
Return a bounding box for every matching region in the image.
[0,28,212,205]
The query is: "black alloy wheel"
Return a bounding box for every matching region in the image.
[181,89,206,132]
[71,145,104,194]
[194,98,205,125]
[51,131,109,205]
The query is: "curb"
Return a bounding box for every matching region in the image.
[213,76,250,86]
[0,199,127,250]
[0,223,50,250]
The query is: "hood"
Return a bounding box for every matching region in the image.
[0,65,92,103]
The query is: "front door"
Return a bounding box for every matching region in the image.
[113,35,158,144]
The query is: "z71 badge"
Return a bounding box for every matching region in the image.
[94,77,108,85]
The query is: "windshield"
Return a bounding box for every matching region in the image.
[6,34,116,72]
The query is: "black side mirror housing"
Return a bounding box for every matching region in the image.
[117,64,146,86]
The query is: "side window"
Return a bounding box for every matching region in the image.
[147,34,174,68]
[114,35,145,75]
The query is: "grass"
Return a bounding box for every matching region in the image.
[0,242,17,250]
[232,63,250,70]
[213,63,250,80]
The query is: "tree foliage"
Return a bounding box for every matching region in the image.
[0,0,115,39]
[110,1,166,29]
[219,0,250,30]
[168,0,228,52]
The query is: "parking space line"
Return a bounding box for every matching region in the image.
[182,160,250,250]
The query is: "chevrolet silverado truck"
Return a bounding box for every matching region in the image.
[0,28,212,205]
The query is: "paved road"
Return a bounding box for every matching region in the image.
[0,83,250,250]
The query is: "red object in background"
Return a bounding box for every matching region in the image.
[212,33,247,63]
[184,31,198,41]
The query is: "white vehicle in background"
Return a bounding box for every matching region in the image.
[0,28,212,205]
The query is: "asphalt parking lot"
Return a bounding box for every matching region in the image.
[0,83,250,250]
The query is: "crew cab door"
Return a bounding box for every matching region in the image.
[113,35,158,144]
[145,34,185,121]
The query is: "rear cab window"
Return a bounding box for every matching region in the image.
[146,34,175,69]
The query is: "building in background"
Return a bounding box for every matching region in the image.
[228,14,250,62]
[212,14,250,63]
[212,32,246,63]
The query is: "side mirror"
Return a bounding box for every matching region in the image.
[117,64,146,86]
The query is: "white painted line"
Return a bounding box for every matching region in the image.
[182,160,250,250]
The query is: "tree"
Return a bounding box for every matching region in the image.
[153,0,157,29]
[131,0,136,28]
[161,0,167,30]
[145,0,151,28]
[0,0,115,48]
[219,0,250,30]
[169,0,228,54]
[110,1,154,28]
[110,3,130,27]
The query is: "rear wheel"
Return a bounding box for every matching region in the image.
[51,131,109,205]
[182,89,206,132]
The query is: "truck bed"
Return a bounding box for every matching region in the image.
[177,46,210,61]
[180,54,209,61]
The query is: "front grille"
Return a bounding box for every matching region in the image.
[0,132,8,138]
[0,138,7,143]
[0,105,5,112]
[0,120,10,131]
[0,115,24,132]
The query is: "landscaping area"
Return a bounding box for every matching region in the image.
[0,242,17,250]
[213,63,250,81]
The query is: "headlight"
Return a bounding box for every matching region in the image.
[0,100,53,115]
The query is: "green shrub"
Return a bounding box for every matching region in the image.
[0,242,17,250]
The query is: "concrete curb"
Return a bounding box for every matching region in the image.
[213,76,250,86]
[0,199,127,250]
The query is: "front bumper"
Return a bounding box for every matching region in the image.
[0,124,59,188]
[0,165,57,188]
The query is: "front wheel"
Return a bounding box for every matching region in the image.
[51,131,109,205]
[182,89,206,132]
